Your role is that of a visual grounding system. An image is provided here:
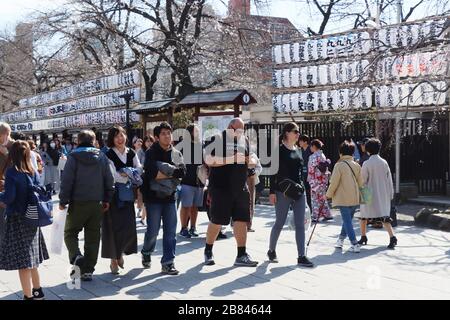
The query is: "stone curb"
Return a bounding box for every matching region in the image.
[414,208,450,232]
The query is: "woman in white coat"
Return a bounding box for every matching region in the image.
[358,139,397,249]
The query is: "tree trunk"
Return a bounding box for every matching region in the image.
[142,69,154,101]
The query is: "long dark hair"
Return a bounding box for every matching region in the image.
[279,122,298,145]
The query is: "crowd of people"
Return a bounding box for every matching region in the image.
[0,119,397,300]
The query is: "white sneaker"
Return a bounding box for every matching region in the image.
[348,244,361,253]
[335,238,344,249]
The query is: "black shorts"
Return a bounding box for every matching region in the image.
[209,187,250,225]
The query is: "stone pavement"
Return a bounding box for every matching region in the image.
[1,204,449,300]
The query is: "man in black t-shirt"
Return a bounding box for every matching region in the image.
[203,118,258,267]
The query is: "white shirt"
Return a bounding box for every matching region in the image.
[30,151,38,172]
[108,147,143,184]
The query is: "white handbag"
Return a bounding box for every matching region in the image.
[50,208,67,255]
[196,165,209,186]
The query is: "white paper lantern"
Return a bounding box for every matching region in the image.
[336,34,348,57]
[391,27,403,48]
[273,45,283,64]
[432,81,447,105]
[307,66,318,86]
[298,42,305,61]
[317,91,327,111]
[326,36,337,58]
[358,60,370,80]
[303,41,310,62]
[377,29,387,49]
[298,92,307,111]
[282,69,291,87]
[282,43,291,63]
[329,63,338,84]
[328,90,338,111]
[291,68,300,87]
[292,43,300,62]
[429,51,447,76]
[348,88,359,109]
[336,89,349,110]
[375,86,384,108]
[300,67,308,86]
[272,94,282,112]
[282,94,291,113]
[303,40,311,62]
[307,40,318,61]
[290,93,300,112]
[375,59,384,80]
[317,38,328,59]
[336,62,347,84]
[305,91,318,111]
[318,65,328,85]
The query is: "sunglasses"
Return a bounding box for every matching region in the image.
[290,129,300,134]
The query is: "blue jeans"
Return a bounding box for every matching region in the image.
[338,206,358,245]
[269,191,306,257]
[141,202,177,266]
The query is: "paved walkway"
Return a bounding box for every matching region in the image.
[1,205,449,300]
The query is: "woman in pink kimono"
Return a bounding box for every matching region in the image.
[308,139,333,222]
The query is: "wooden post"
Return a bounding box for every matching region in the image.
[234,104,240,118]
[195,106,200,121]
[168,107,174,126]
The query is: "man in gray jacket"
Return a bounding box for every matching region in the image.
[59,130,114,281]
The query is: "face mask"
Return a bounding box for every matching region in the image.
[50,143,56,148]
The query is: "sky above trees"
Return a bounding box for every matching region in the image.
[1,0,448,36]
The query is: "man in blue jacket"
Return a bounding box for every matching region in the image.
[59,130,114,282]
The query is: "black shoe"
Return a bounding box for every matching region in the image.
[179,228,191,238]
[323,216,334,221]
[32,287,45,300]
[23,295,34,300]
[189,228,199,237]
[81,273,93,281]
[297,256,314,268]
[387,236,398,249]
[161,264,179,275]
[204,251,215,266]
[70,254,85,279]
[358,236,368,245]
[267,250,278,263]
[216,231,227,240]
[142,253,151,269]
[234,253,258,267]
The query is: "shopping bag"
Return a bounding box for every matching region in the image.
[288,204,312,234]
[50,207,67,255]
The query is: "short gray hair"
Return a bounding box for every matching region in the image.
[78,130,96,146]
[0,122,11,135]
